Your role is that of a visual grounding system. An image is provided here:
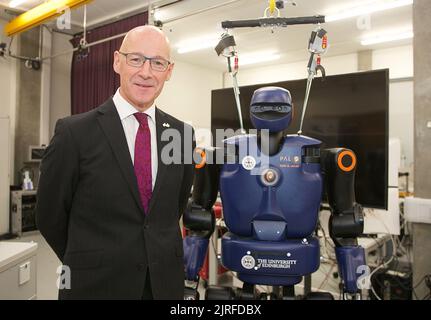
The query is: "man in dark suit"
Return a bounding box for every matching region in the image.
[36,26,194,300]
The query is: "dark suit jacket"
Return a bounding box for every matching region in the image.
[36,98,194,300]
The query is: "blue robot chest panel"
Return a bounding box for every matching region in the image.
[220,134,323,239]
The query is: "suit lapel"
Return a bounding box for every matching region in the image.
[147,107,169,214]
[96,99,145,214]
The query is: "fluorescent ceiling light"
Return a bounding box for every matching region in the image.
[361,30,413,45]
[326,0,413,22]
[239,51,281,66]
[177,37,219,54]
[9,0,28,8]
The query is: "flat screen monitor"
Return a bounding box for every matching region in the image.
[211,69,389,210]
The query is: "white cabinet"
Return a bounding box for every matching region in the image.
[0,241,38,300]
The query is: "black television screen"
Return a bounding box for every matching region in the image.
[211,69,389,210]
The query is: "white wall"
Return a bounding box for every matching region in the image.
[373,45,413,79]
[157,60,223,144]
[224,45,413,85]
[0,118,9,235]
[0,19,13,119]
[0,18,18,235]
[49,33,73,137]
[373,45,414,168]
[40,27,52,146]
[224,53,358,87]
[0,19,18,182]
[389,80,414,167]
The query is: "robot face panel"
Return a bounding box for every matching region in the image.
[250,87,293,133]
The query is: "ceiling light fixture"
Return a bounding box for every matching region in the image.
[361,30,413,45]
[177,36,219,54]
[326,0,413,22]
[239,51,281,66]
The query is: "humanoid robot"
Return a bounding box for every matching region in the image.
[183,86,366,300]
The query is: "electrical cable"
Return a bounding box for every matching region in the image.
[365,209,397,300]
[318,262,336,290]
[317,220,336,262]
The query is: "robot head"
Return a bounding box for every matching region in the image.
[250,87,293,133]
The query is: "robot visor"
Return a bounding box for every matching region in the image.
[251,104,292,114]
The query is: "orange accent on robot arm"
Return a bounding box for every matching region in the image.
[337,150,357,172]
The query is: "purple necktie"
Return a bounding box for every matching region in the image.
[134,113,152,214]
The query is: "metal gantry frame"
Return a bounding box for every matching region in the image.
[2,0,246,68]
[4,3,88,69]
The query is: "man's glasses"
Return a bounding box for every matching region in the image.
[119,52,171,72]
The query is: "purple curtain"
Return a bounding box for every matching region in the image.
[70,12,148,115]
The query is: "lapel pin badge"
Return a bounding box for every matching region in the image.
[163,123,171,128]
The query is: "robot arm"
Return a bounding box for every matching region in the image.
[184,148,220,238]
[321,148,364,244]
[321,148,366,298]
[183,149,220,299]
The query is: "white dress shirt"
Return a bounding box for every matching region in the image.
[113,88,158,190]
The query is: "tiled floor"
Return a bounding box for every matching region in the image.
[10,232,341,300]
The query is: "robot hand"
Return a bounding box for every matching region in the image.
[183,201,215,300]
